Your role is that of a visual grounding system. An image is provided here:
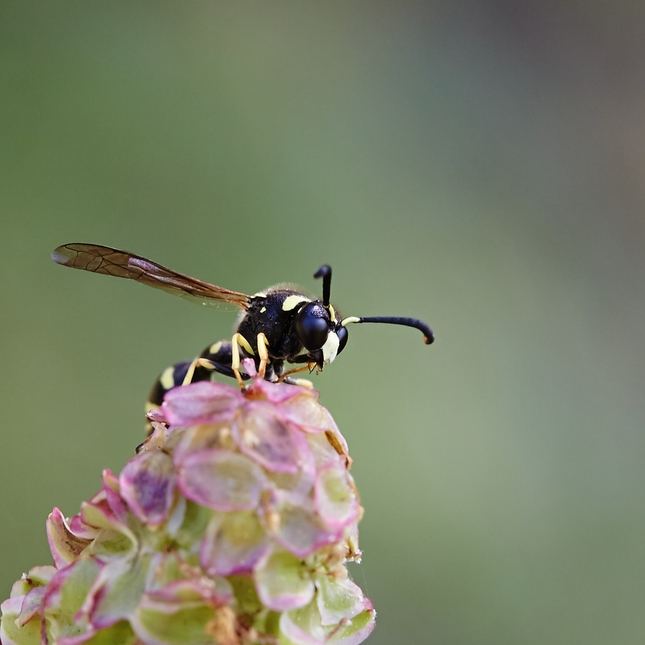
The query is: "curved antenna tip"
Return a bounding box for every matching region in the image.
[349,316,435,345]
[314,265,332,307]
[314,265,331,279]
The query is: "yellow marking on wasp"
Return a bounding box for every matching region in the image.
[160,366,176,390]
[209,341,222,355]
[182,360,198,385]
[341,316,360,326]
[237,334,254,355]
[256,332,269,378]
[260,306,266,313]
[231,333,249,388]
[253,291,267,298]
[282,295,309,311]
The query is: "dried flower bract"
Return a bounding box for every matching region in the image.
[1,367,374,645]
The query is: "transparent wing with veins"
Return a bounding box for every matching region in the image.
[52,243,251,309]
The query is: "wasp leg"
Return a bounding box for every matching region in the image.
[181,357,212,385]
[283,376,314,388]
[198,340,251,380]
[144,341,250,437]
[278,363,315,382]
[231,332,255,388]
[256,332,269,379]
[145,359,214,436]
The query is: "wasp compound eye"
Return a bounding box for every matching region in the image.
[296,303,329,350]
[337,325,349,354]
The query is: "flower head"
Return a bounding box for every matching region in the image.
[1,366,375,645]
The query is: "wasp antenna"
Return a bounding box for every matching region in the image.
[342,315,434,344]
[314,265,332,308]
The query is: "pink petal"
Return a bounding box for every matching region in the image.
[281,394,337,434]
[200,511,270,576]
[315,576,368,627]
[102,470,128,523]
[68,514,97,539]
[17,587,46,626]
[79,498,138,561]
[173,424,227,466]
[8,565,57,600]
[314,465,359,530]
[163,381,242,426]
[120,452,177,528]
[232,402,306,474]
[178,450,268,511]
[47,508,92,569]
[57,621,135,645]
[87,555,150,629]
[280,598,376,645]
[265,434,317,500]
[245,375,310,403]
[22,566,58,588]
[145,578,232,605]
[306,433,346,470]
[41,560,100,638]
[0,597,28,645]
[268,494,341,558]
[146,407,167,424]
[254,549,315,612]
[130,589,217,645]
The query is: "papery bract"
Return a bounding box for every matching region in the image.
[1,374,374,645]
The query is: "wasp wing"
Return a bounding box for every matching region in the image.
[52,243,250,309]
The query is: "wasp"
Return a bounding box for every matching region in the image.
[52,243,434,429]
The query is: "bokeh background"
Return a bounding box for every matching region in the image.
[2,1,645,643]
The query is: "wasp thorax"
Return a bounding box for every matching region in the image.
[295,302,330,350]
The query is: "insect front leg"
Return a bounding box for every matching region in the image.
[256,332,269,379]
[231,332,255,388]
[278,363,315,389]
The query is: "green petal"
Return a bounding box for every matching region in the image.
[1,597,42,645]
[78,620,138,645]
[280,597,375,645]
[255,549,315,612]
[90,554,151,629]
[315,576,366,626]
[45,559,100,641]
[132,598,216,645]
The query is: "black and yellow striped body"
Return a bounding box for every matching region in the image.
[51,244,434,438]
[145,288,323,433]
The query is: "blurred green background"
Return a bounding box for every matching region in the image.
[2,1,645,643]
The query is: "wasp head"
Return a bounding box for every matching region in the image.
[295,301,349,368]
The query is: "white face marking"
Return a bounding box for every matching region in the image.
[321,331,340,364]
[282,295,310,312]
